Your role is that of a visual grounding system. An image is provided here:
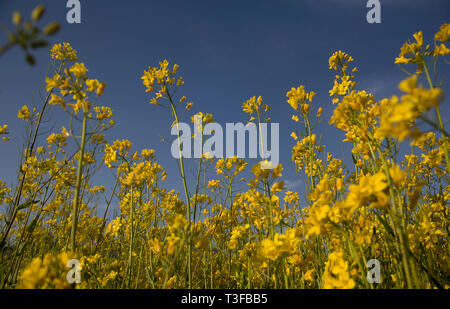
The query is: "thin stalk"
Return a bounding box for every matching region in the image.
[69,110,88,252]
[166,83,192,289]
[423,61,450,174]
[193,128,204,223]
[127,187,135,288]
[0,63,63,250]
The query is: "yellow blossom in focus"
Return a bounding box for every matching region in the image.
[17,105,30,120]
[69,62,88,78]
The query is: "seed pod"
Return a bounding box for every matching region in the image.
[43,22,60,36]
[31,5,46,21]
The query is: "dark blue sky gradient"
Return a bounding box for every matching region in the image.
[1,0,449,211]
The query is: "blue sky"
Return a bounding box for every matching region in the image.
[0,0,449,210]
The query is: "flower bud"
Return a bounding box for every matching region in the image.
[97,82,106,96]
[43,22,60,36]
[12,11,22,26]
[173,64,179,74]
[301,104,311,115]
[316,107,323,118]
[31,5,45,21]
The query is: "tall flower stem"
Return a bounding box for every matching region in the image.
[127,186,135,288]
[193,126,204,224]
[166,84,192,289]
[0,63,63,251]
[69,110,88,252]
[423,61,450,174]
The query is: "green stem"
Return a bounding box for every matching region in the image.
[423,61,450,174]
[166,84,192,289]
[69,111,88,252]
[193,129,204,224]
[127,186,134,288]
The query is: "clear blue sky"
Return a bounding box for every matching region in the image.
[1,0,449,210]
